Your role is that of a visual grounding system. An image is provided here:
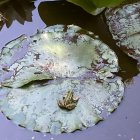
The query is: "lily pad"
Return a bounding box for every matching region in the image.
[0,25,124,134]
[0,35,27,66]
[105,2,140,60]
[0,25,118,88]
[0,77,124,134]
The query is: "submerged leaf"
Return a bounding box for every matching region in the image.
[0,25,118,88]
[0,77,124,133]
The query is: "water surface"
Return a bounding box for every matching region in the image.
[0,0,140,140]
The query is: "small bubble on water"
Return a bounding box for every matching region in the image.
[131,138,134,140]
[51,138,54,140]
[31,136,35,140]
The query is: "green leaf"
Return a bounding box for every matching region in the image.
[67,0,97,13]
[67,0,125,15]
[0,0,10,5]
[91,0,125,7]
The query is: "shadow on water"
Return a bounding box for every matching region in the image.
[0,0,36,30]
[38,0,139,81]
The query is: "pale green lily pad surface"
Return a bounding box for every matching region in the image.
[0,25,124,134]
[1,77,124,134]
[0,25,118,88]
[106,2,140,60]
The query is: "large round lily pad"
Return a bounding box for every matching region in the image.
[105,2,140,60]
[0,25,124,134]
[0,25,118,88]
[0,77,124,134]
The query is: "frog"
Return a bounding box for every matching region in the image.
[58,91,79,111]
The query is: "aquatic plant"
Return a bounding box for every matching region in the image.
[0,25,124,134]
[106,2,140,61]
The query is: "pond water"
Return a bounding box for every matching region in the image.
[0,0,140,140]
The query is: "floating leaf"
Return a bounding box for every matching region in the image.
[67,0,125,15]
[0,25,118,88]
[0,77,124,134]
[0,25,124,134]
[106,2,140,60]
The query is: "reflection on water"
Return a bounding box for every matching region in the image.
[38,0,139,81]
[0,0,36,30]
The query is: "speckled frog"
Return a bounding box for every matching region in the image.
[58,91,79,111]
